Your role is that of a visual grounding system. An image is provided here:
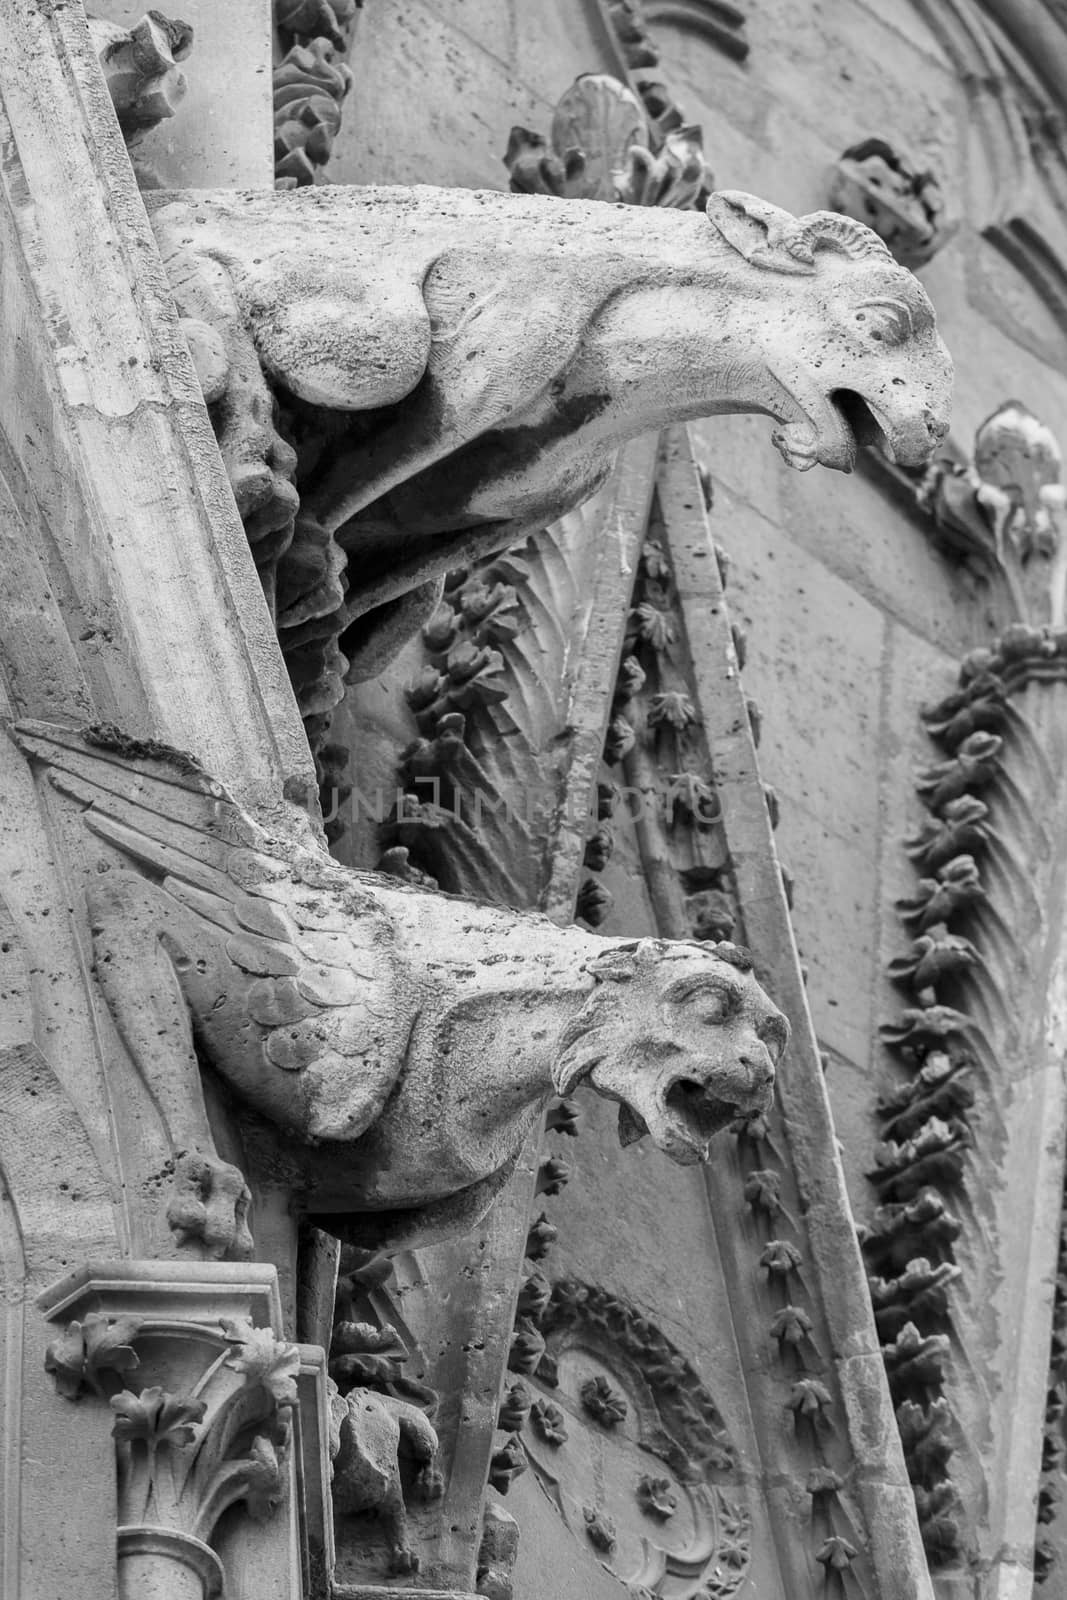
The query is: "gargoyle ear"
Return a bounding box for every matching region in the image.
[705,190,816,275]
[586,941,642,984]
[587,937,676,984]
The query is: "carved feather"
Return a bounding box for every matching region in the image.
[12,720,400,1142]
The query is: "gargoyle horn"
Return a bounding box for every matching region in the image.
[706,189,893,273]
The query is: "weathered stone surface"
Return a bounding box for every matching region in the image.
[15,720,787,1259]
[149,180,950,737]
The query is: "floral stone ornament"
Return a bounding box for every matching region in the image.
[46,1308,300,1598]
[518,1280,750,1597]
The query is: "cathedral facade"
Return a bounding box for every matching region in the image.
[2,3,1066,1597]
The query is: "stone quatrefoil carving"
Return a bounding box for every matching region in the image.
[145,186,952,732]
[13,721,789,1260]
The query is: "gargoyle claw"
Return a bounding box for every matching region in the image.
[167,1151,254,1262]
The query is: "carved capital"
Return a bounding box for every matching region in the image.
[39,1263,332,1599]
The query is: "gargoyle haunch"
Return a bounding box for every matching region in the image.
[14,722,789,1257]
[149,185,953,695]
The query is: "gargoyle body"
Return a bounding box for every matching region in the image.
[329,1385,440,1575]
[149,185,952,682]
[13,723,789,1257]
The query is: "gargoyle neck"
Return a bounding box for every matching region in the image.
[563,294,793,444]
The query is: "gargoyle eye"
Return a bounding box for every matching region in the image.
[855,302,910,347]
[690,987,740,1025]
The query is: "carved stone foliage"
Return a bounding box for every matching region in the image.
[1036,1164,1067,1584]
[273,38,353,188]
[501,995,886,1595]
[88,9,193,182]
[273,0,360,188]
[505,72,712,210]
[41,1267,307,1600]
[577,505,783,942]
[15,722,788,1264]
[511,1278,752,1599]
[829,138,950,268]
[867,403,1067,1571]
[920,402,1067,626]
[384,544,568,905]
[148,183,952,777]
[605,0,750,152]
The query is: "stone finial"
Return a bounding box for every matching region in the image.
[919,401,1067,625]
[830,138,949,267]
[505,73,711,208]
[88,10,192,145]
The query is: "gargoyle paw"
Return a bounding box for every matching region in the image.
[388,1547,420,1576]
[167,1151,254,1262]
[414,1463,445,1502]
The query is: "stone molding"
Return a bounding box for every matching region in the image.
[868,403,1067,1586]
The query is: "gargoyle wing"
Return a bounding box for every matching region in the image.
[11,721,402,1142]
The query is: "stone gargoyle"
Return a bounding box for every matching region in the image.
[13,721,789,1258]
[329,1384,441,1576]
[147,185,953,697]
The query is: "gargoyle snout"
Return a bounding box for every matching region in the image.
[885,404,951,471]
[927,408,950,446]
[734,1038,777,1107]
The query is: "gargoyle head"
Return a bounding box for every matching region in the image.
[554,939,789,1166]
[706,190,953,474]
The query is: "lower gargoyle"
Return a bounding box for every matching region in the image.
[329,1383,442,1576]
[12,720,789,1260]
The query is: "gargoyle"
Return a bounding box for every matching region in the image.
[13,722,789,1258]
[148,185,952,685]
[329,1384,441,1576]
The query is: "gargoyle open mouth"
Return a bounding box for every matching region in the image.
[617,1076,755,1163]
[772,387,898,472]
[830,388,891,455]
[665,1077,743,1142]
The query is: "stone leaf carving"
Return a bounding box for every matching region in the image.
[13,721,789,1259]
[505,73,711,210]
[829,138,949,268]
[920,402,1067,625]
[273,38,353,189]
[88,10,193,150]
[604,0,750,146]
[46,1308,300,1596]
[146,184,952,724]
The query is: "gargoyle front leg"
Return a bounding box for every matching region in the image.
[307,268,591,535]
[373,1396,441,1576]
[87,870,253,1261]
[157,225,299,606]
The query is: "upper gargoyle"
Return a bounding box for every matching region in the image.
[13,721,789,1258]
[148,185,952,682]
